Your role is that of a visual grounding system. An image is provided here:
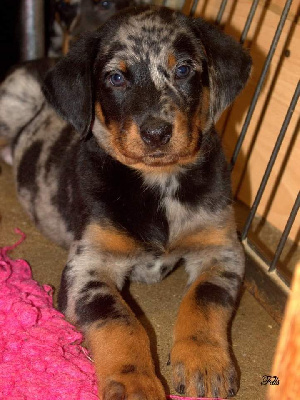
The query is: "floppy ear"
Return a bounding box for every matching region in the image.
[192,18,252,121]
[42,33,100,138]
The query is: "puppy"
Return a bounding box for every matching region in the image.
[49,0,134,56]
[0,6,251,399]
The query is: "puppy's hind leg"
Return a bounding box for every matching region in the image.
[0,59,57,163]
[0,66,45,165]
[0,67,45,138]
[59,237,166,400]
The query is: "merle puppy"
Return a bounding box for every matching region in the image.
[0,6,251,399]
[49,0,134,56]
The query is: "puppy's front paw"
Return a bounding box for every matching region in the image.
[102,371,166,400]
[171,338,238,398]
[87,321,166,400]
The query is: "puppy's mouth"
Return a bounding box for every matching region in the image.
[120,150,178,166]
[143,154,179,166]
[103,122,203,169]
[117,144,201,168]
[147,151,168,159]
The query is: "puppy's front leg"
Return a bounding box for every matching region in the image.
[59,236,165,400]
[171,225,245,399]
[86,298,165,400]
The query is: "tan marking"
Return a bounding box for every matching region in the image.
[121,120,142,154]
[106,120,121,142]
[198,87,212,132]
[105,119,146,165]
[173,109,188,139]
[172,225,231,250]
[168,53,177,69]
[102,110,202,171]
[95,102,106,125]
[173,272,232,342]
[119,60,127,72]
[86,223,139,254]
[55,7,72,56]
[132,164,180,174]
[108,119,141,155]
[87,320,153,376]
[86,320,165,398]
[62,31,70,55]
[171,273,235,397]
[172,109,201,162]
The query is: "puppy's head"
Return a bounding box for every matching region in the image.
[70,0,134,38]
[43,6,251,171]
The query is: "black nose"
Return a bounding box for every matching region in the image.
[140,119,172,147]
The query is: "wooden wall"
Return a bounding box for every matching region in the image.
[185,0,299,242]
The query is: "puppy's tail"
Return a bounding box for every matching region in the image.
[0,59,57,164]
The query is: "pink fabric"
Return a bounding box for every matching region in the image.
[168,396,224,400]
[0,230,223,400]
[0,229,98,400]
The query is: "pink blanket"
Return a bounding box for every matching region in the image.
[0,230,220,400]
[0,230,98,399]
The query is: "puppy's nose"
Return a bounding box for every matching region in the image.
[140,119,172,147]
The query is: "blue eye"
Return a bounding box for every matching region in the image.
[109,72,125,87]
[175,64,191,79]
[93,0,112,9]
[100,0,112,10]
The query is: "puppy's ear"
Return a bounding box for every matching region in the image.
[42,33,100,138]
[192,18,252,121]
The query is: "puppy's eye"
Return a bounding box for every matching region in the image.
[93,0,112,9]
[175,64,191,79]
[109,72,125,87]
[100,0,112,10]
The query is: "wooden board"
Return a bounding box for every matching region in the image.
[191,0,300,242]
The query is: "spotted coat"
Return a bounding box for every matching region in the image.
[0,6,251,399]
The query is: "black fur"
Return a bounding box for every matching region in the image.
[195,282,235,308]
[0,6,251,399]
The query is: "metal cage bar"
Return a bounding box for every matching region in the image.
[190,0,200,16]
[184,0,298,315]
[230,0,294,168]
[269,192,300,272]
[241,80,300,241]
[20,0,45,61]
[220,0,260,138]
[240,0,260,44]
[215,0,228,24]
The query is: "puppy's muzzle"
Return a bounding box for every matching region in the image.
[140,119,172,148]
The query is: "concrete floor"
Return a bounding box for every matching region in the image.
[0,159,281,399]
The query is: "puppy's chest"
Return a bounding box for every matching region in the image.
[99,173,207,283]
[129,190,203,284]
[128,177,196,279]
[137,174,193,247]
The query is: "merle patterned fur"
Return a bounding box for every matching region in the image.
[0,6,251,399]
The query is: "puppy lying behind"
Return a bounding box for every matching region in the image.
[49,0,134,56]
[0,6,251,399]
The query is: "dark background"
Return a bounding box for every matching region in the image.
[0,0,52,80]
[0,1,21,80]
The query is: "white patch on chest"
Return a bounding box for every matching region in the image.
[142,170,225,245]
